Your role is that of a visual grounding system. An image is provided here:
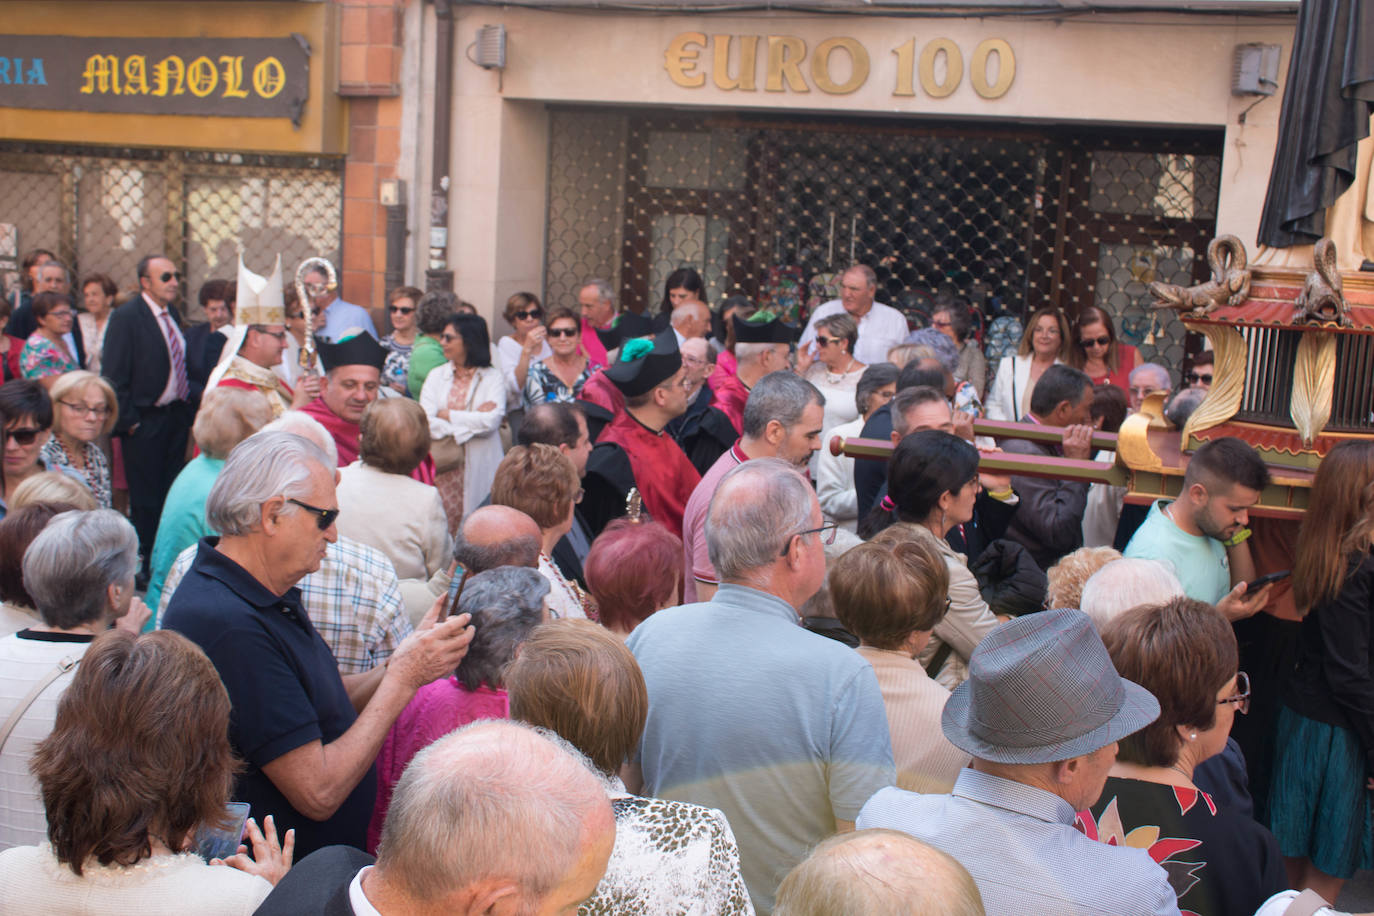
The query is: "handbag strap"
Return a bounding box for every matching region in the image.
[0,655,80,754]
[1282,890,1332,916]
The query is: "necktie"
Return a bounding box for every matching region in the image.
[159,310,190,401]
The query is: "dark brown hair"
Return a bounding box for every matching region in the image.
[31,290,70,322]
[1099,597,1237,768]
[831,530,950,650]
[388,285,423,306]
[502,291,542,325]
[506,619,648,775]
[1091,383,1128,434]
[584,519,682,632]
[32,629,238,875]
[490,444,579,530]
[1070,306,1121,373]
[81,273,119,300]
[1294,440,1374,613]
[0,502,77,607]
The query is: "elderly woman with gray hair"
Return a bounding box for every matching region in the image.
[803,312,867,434]
[900,327,983,418]
[0,509,150,849]
[367,565,550,852]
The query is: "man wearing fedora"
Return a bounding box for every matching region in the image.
[858,607,1181,916]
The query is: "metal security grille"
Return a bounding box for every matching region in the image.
[0,142,342,320]
[544,107,1221,376]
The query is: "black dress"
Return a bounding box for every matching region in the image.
[1080,776,1286,916]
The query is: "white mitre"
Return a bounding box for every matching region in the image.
[207,254,287,389]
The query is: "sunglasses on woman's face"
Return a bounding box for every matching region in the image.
[5,427,42,445]
[547,326,579,338]
[513,309,542,322]
[1080,335,1110,348]
[389,306,415,315]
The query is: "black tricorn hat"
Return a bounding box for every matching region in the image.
[316,332,387,372]
[604,328,681,397]
[595,311,657,351]
[732,310,800,344]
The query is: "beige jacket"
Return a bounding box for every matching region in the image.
[900,522,1001,690]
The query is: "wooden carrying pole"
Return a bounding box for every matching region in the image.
[830,419,1126,487]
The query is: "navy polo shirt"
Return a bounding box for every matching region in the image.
[163,538,375,856]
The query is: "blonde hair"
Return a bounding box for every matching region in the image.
[775,829,986,916]
[1046,546,1122,610]
[49,371,118,438]
[1016,306,1072,361]
[11,472,98,511]
[192,388,275,460]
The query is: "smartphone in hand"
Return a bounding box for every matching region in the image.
[1245,569,1291,593]
[194,801,251,862]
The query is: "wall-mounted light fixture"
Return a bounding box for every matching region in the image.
[475,25,506,70]
[1232,43,1281,96]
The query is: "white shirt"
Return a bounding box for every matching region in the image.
[349,866,383,916]
[0,632,92,851]
[800,299,908,366]
[142,292,188,406]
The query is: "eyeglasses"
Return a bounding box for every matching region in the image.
[255,329,287,341]
[1187,372,1213,385]
[4,427,42,445]
[59,401,110,419]
[547,326,579,338]
[931,317,953,328]
[389,306,415,314]
[513,309,543,322]
[158,271,182,283]
[286,497,340,530]
[47,309,74,319]
[286,312,304,320]
[1219,671,1250,715]
[1080,335,1111,348]
[779,523,839,556]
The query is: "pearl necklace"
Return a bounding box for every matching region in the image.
[824,355,856,384]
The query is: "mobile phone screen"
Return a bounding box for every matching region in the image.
[1246,569,1291,592]
[193,801,250,862]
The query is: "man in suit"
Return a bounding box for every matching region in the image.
[102,254,196,574]
[252,720,615,916]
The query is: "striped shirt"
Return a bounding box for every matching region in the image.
[161,536,412,674]
[858,768,1181,916]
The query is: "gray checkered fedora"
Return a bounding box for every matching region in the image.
[941,607,1160,764]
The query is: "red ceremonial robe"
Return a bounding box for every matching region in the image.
[300,396,436,484]
[596,409,701,537]
[711,372,748,436]
[579,368,625,417]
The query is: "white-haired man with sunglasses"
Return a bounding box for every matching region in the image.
[163,430,474,859]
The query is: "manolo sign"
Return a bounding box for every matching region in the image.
[664,33,1015,99]
[0,35,309,120]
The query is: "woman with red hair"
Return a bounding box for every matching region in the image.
[585,518,683,638]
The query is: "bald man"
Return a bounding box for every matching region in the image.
[453,505,541,574]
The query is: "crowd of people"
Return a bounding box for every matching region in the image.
[0,249,1368,916]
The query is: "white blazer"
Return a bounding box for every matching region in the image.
[985,354,1062,422]
[419,362,507,510]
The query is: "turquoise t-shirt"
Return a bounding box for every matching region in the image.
[1123,499,1230,604]
[145,455,225,618]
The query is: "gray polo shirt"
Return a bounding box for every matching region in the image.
[627,583,895,914]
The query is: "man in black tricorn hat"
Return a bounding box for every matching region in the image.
[712,301,800,435]
[593,328,701,536]
[299,331,388,470]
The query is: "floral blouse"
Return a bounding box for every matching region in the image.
[523,357,593,409]
[380,334,414,395]
[1078,776,1285,916]
[39,438,112,508]
[19,333,78,380]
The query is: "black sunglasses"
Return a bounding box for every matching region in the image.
[158,270,182,283]
[1080,335,1110,348]
[816,335,839,347]
[513,308,543,321]
[547,326,579,338]
[5,426,42,445]
[1187,372,1213,384]
[287,497,339,530]
[389,306,415,314]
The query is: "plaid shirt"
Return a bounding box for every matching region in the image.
[160,536,412,675]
